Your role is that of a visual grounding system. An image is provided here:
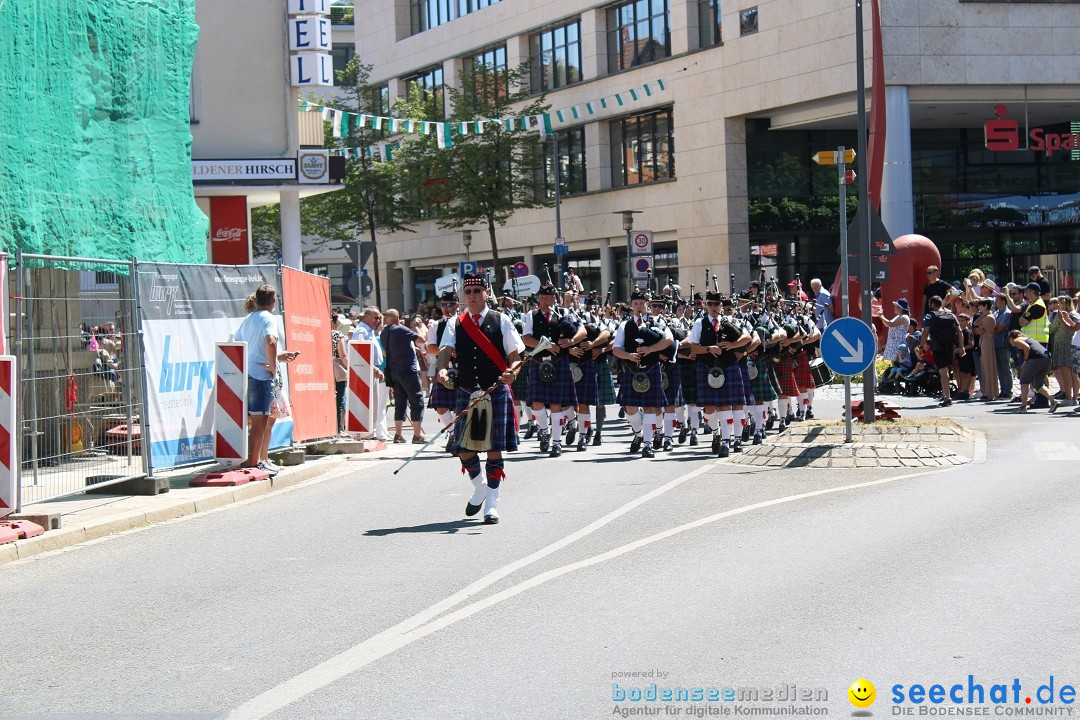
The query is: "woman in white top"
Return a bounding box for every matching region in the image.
[881,298,912,364]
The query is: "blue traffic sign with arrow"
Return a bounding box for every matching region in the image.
[820,317,876,376]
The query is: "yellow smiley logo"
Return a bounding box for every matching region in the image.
[848,678,876,708]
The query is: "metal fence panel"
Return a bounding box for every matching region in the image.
[14,253,148,507]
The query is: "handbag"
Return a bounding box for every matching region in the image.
[269,372,291,419]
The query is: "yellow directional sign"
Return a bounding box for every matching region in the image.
[812,149,857,165]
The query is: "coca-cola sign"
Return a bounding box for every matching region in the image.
[209,197,250,265]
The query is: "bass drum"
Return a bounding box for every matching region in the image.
[809,357,833,386]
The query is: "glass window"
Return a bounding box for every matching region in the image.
[607,0,670,73]
[410,0,501,35]
[331,43,354,77]
[530,19,583,92]
[739,7,758,36]
[404,66,445,118]
[464,45,508,102]
[537,127,588,199]
[698,0,721,48]
[611,108,675,187]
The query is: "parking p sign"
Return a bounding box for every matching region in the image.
[459,261,478,278]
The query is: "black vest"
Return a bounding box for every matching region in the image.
[455,313,508,390]
[623,318,664,366]
[699,316,742,366]
[530,309,560,358]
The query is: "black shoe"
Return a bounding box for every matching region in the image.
[753,432,763,445]
[592,432,602,446]
[583,426,594,445]
[711,434,721,454]
[524,423,537,440]
[630,434,642,453]
[539,431,550,453]
[689,431,699,447]
[577,436,587,451]
[565,421,577,446]
[465,502,483,517]
[718,440,730,458]
[805,408,814,419]
[795,410,805,421]
[678,426,689,444]
[653,434,663,450]
[732,439,743,453]
[618,407,626,419]
[549,444,562,458]
[786,413,795,424]
[483,514,499,525]
[778,420,787,433]
[642,445,655,459]
[662,438,673,452]
[939,398,953,407]
[766,414,776,430]
[741,424,751,442]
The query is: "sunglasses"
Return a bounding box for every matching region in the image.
[463,288,485,295]
[440,302,457,307]
[706,301,721,306]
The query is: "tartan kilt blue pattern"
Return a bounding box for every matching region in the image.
[527,354,579,407]
[572,356,599,406]
[776,354,801,397]
[595,357,617,406]
[749,355,778,402]
[696,361,747,406]
[678,361,698,405]
[510,360,530,400]
[428,381,457,410]
[739,360,755,406]
[663,362,684,407]
[451,383,518,453]
[794,351,816,390]
[621,363,668,408]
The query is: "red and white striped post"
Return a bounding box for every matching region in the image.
[0,356,16,517]
[214,342,248,466]
[346,341,375,436]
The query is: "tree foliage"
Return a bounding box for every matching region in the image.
[395,59,551,270]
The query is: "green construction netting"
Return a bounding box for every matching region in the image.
[0,0,207,263]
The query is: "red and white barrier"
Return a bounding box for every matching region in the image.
[346,341,375,435]
[0,356,16,518]
[214,342,248,465]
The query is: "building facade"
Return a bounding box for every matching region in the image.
[312,0,1080,308]
[191,0,344,267]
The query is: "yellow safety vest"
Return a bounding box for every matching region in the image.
[1025,298,1049,344]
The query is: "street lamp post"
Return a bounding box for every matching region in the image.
[613,210,642,301]
[543,131,564,283]
[462,229,472,264]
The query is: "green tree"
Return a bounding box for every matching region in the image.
[395,59,551,272]
[301,58,415,305]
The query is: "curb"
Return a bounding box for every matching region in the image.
[0,455,354,568]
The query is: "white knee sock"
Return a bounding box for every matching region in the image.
[663,413,675,439]
[756,403,767,428]
[733,408,746,434]
[708,411,720,435]
[439,410,454,428]
[689,405,701,429]
[536,409,550,433]
[718,410,734,440]
[642,413,657,443]
[627,411,643,434]
[799,393,809,411]
[675,405,687,424]
[580,412,591,431]
[808,388,816,406]
[550,411,564,444]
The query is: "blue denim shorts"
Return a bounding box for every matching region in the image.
[248,377,274,415]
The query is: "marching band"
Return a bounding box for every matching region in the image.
[424,268,833,524]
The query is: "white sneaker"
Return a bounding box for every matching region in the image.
[255,461,279,476]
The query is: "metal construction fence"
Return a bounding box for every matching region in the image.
[12,253,149,507]
[4,253,338,510]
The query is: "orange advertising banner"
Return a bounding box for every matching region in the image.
[281,267,335,442]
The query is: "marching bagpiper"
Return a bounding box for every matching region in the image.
[521,283,585,457]
[426,290,461,452]
[569,296,611,451]
[435,273,525,525]
[690,291,751,458]
[613,290,673,459]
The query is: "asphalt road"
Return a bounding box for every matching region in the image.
[1,387,1078,720]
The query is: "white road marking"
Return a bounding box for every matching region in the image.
[225,465,944,719]
[1032,442,1080,460]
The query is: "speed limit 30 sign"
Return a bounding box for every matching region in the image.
[630,230,653,256]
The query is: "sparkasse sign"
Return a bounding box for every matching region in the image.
[984,105,1078,157]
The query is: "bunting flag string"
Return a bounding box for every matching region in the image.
[303,77,667,155]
